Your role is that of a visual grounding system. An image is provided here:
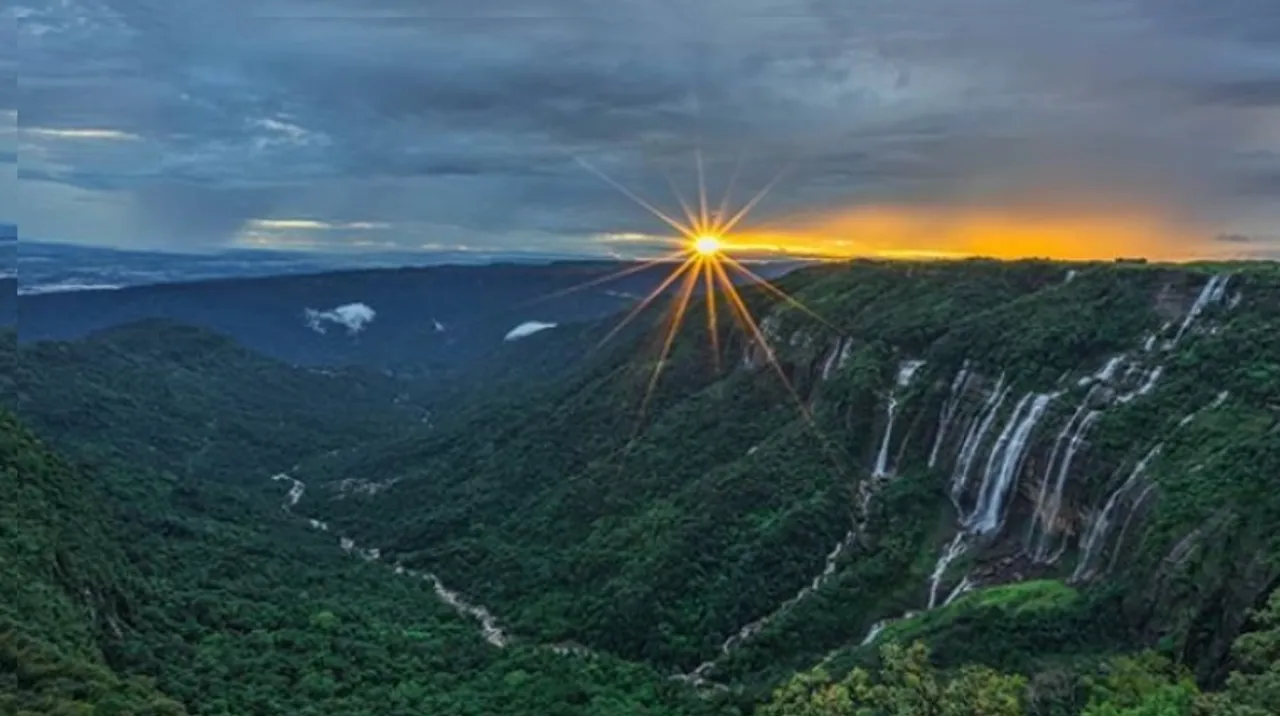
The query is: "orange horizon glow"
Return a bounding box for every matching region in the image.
[718,204,1249,263]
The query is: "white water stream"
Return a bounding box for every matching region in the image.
[271,472,509,647]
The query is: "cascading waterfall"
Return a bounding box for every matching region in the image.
[1106,483,1157,573]
[1025,388,1101,562]
[950,375,1009,505]
[965,392,1057,535]
[1116,366,1163,404]
[861,611,919,646]
[942,576,975,606]
[1171,274,1230,345]
[1072,445,1163,582]
[928,363,973,468]
[1081,356,1126,386]
[867,285,1241,648]
[820,338,853,381]
[685,358,934,680]
[927,533,968,608]
[1179,390,1230,426]
[872,360,926,477]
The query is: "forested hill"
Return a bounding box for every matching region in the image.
[5,320,434,485]
[0,414,729,715]
[292,259,1279,711]
[5,258,1279,715]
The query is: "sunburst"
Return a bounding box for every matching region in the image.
[530,152,845,456]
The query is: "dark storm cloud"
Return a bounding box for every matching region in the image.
[6,0,1280,254]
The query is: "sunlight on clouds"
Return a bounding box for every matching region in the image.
[23,127,140,141]
[245,219,391,231]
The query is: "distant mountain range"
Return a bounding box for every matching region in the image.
[18,247,809,377]
[16,239,616,296]
[1,228,14,327]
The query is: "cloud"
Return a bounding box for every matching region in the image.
[23,127,141,140]
[504,321,557,341]
[6,0,1280,258]
[1215,233,1259,244]
[304,302,377,335]
[247,219,391,231]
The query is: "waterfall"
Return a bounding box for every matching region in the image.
[1072,445,1163,582]
[942,576,975,606]
[928,363,973,468]
[1178,391,1227,426]
[1116,366,1163,404]
[1025,386,1100,560]
[950,375,1009,505]
[1106,483,1157,573]
[1171,274,1230,344]
[861,620,890,646]
[1028,409,1100,562]
[860,610,920,646]
[820,338,845,381]
[965,392,1057,536]
[927,533,968,608]
[1084,356,1127,386]
[820,338,854,381]
[872,360,926,477]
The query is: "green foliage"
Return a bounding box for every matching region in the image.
[8,259,1280,716]
[1,406,733,715]
[7,321,428,485]
[1080,653,1200,716]
[760,641,1025,715]
[0,410,187,714]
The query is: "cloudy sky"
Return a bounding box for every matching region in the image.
[5,0,1279,260]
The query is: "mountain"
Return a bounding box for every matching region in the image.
[6,256,1278,715]
[4,320,440,485]
[288,259,1279,698]
[16,239,619,295]
[1,226,13,327]
[18,259,804,378]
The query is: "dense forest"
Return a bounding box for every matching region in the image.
[3,258,1278,714]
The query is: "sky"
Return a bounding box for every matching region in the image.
[5,0,1280,261]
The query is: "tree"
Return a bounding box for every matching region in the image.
[759,641,1024,716]
[1080,652,1200,716]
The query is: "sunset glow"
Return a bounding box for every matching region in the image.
[725,205,1219,263]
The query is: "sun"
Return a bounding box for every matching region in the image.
[693,235,722,256]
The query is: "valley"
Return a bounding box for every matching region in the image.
[4,258,1279,714]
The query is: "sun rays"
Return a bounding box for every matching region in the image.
[540,152,843,453]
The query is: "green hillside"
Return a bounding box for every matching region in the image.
[292,259,1279,704]
[5,258,1278,715]
[5,320,433,485]
[0,407,733,715]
